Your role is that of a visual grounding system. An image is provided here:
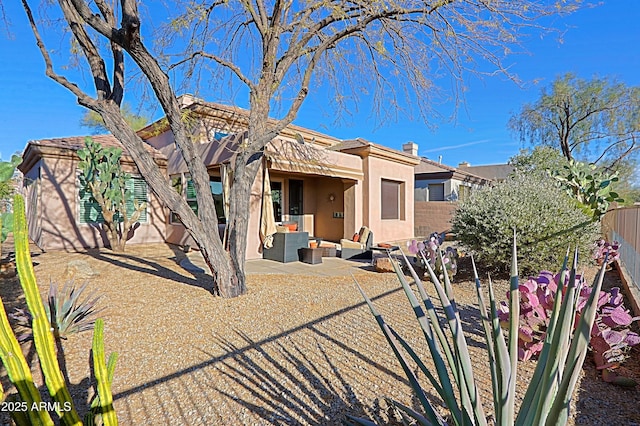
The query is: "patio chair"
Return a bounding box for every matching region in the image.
[339,226,373,260]
[263,228,310,263]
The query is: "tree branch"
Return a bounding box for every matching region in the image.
[168,51,255,90]
[21,0,97,106]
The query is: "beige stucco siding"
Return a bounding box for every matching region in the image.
[26,153,166,251]
[362,155,415,244]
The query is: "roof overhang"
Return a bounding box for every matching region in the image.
[339,144,421,167]
[18,142,167,174]
[266,139,363,181]
[137,95,343,148]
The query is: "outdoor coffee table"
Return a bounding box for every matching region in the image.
[298,247,323,264]
[370,245,400,266]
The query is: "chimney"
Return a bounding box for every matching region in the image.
[402,142,418,156]
[458,161,470,168]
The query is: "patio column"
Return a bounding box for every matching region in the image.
[342,180,362,239]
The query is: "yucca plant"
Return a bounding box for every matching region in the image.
[347,232,606,426]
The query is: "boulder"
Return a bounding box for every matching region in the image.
[375,257,398,273]
[64,259,99,280]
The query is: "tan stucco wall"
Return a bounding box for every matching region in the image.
[361,155,415,244]
[32,155,166,251]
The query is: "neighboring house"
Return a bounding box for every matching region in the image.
[18,135,168,251]
[404,143,508,237]
[19,95,420,259]
[457,162,514,182]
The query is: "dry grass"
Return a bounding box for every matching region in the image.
[0,243,638,425]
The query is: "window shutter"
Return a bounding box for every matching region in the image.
[381,179,400,220]
[126,178,148,222]
[79,187,104,224]
[186,180,197,199]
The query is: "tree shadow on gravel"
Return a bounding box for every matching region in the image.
[456,304,489,350]
[207,330,372,425]
[108,283,439,424]
[85,245,213,292]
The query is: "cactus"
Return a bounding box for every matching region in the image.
[552,160,624,220]
[0,285,52,425]
[89,319,117,425]
[0,194,118,425]
[77,137,146,252]
[13,195,83,425]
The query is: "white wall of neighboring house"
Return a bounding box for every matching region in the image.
[415,178,482,202]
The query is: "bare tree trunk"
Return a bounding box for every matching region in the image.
[98,101,246,297]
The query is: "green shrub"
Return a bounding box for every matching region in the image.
[451,173,599,274]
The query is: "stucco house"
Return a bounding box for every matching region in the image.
[18,135,168,251]
[456,162,514,183]
[141,95,420,259]
[19,95,420,259]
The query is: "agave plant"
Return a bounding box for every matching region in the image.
[47,280,104,340]
[11,280,104,342]
[347,232,607,426]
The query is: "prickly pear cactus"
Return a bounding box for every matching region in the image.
[77,137,146,252]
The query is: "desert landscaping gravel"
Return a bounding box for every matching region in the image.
[1,243,638,425]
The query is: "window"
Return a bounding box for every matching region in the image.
[381,179,405,220]
[209,177,225,222]
[169,175,183,224]
[428,183,445,201]
[79,177,147,224]
[170,174,225,224]
[271,181,282,222]
[213,131,229,141]
[458,185,472,201]
[414,180,428,202]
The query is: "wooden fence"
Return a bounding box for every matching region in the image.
[602,206,640,291]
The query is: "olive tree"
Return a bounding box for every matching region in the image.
[19,0,580,298]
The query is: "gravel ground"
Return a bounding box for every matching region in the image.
[0,243,638,425]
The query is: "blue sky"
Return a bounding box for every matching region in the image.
[1,2,639,168]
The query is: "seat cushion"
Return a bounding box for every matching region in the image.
[340,239,364,250]
[359,227,371,247]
